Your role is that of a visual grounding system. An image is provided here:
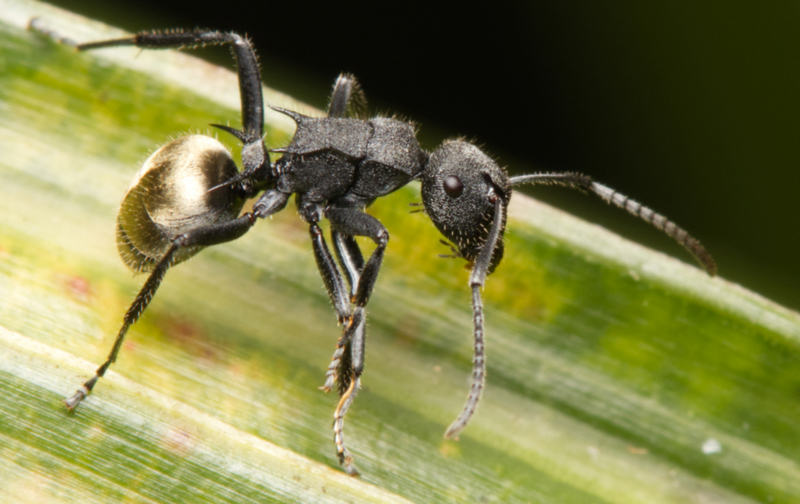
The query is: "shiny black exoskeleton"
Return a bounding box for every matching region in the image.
[56,29,716,476]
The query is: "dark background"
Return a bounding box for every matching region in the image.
[48,0,800,310]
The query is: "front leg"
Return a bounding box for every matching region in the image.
[321,230,365,394]
[332,229,365,299]
[326,208,389,309]
[302,210,362,475]
[323,207,389,475]
[310,223,352,323]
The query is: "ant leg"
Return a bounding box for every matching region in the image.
[327,74,367,119]
[64,244,177,411]
[253,188,290,218]
[332,307,365,476]
[509,172,716,275]
[325,208,388,310]
[328,229,366,381]
[323,207,389,475]
[77,31,268,183]
[320,230,364,395]
[77,31,262,139]
[332,229,365,298]
[310,224,351,324]
[305,212,367,475]
[326,230,367,393]
[65,213,257,411]
[444,192,504,439]
[296,197,358,395]
[308,224,356,395]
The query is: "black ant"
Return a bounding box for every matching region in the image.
[43,27,716,476]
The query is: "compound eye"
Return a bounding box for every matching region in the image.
[443,175,464,198]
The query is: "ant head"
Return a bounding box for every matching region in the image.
[421,140,511,273]
[117,135,246,272]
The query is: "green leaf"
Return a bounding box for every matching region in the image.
[2,1,799,502]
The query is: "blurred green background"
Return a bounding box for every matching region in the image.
[43,0,800,310]
[3,2,800,501]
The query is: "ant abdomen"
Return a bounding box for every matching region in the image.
[116,135,245,272]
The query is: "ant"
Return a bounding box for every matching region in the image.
[43,27,716,475]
